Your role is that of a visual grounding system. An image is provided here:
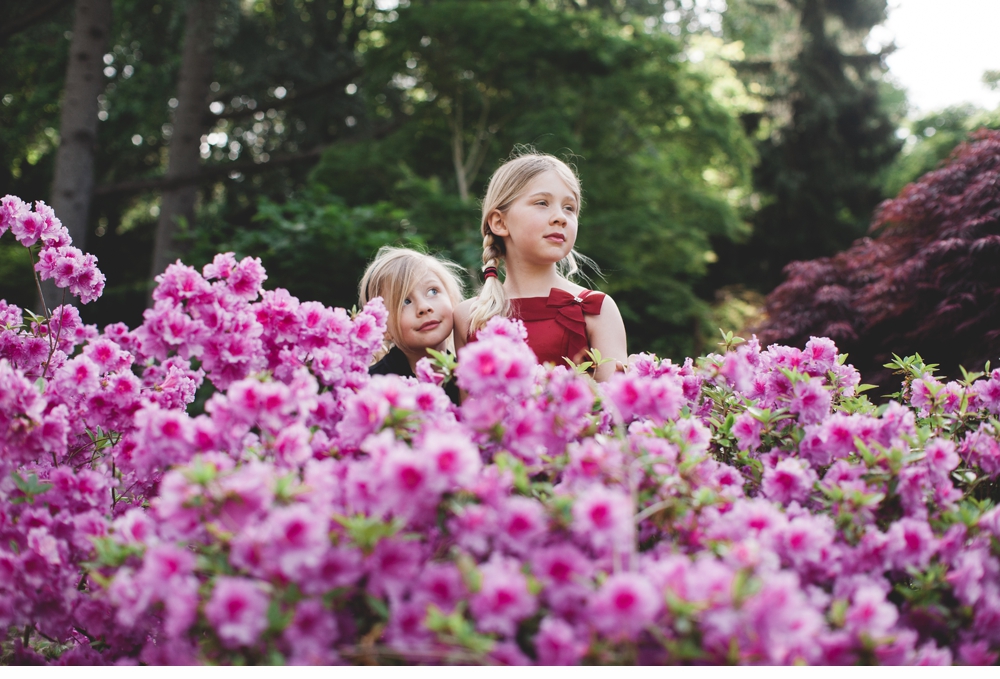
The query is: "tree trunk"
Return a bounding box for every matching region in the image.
[43,0,111,311]
[150,0,217,289]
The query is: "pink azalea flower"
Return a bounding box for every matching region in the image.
[536,616,587,665]
[262,504,329,580]
[571,484,633,553]
[732,412,763,452]
[282,599,338,662]
[762,458,817,505]
[496,495,547,555]
[470,556,537,637]
[416,424,481,488]
[885,518,938,570]
[786,376,831,425]
[589,572,661,639]
[204,576,270,648]
[0,194,28,235]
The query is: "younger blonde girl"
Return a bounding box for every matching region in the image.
[360,246,466,402]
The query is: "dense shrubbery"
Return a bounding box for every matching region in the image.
[3,195,1000,665]
[756,129,1000,389]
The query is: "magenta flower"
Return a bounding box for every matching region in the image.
[732,412,763,452]
[456,332,537,400]
[589,572,661,639]
[924,437,960,479]
[602,372,683,424]
[11,206,45,246]
[802,336,838,375]
[262,504,329,580]
[301,545,364,595]
[282,599,338,663]
[786,376,831,425]
[496,495,547,555]
[762,458,817,505]
[365,538,423,601]
[470,556,537,637]
[413,562,467,612]
[536,616,587,665]
[0,194,28,235]
[205,576,270,648]
[571,484,633,553]
[416,425,481,488]
[885,518,938,570]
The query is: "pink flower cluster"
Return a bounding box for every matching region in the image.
[1,195,105,303]
[3,197,1000,665]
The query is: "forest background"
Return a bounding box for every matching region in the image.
[3,0,999,367]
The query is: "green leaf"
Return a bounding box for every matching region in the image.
[333,514,403,554]
[266,598,292,633]
[365,593,390,620]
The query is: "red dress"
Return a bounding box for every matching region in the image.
[510,288,606,366]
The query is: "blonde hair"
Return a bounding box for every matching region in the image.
[469,149,587,332]
[359,246,466,358]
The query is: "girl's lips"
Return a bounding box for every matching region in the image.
[544,234,566,242]
[417,320,441,331]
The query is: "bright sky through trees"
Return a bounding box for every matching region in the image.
[871,0,1000,114]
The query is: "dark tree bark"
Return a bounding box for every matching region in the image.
[43,0,111,311]
[150,0,218,289]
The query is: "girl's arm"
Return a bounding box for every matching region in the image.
[586,294,628,382]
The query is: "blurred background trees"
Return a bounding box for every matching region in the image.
[2,0,998,370]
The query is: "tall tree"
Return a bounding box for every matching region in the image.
[705,0,902,293]
[150,0,218,284]
[44,0,112,309]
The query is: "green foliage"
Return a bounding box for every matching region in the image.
[881,105,1000,197]
[185,185,423,312]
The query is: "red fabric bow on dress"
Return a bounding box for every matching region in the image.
[516,288,606,351]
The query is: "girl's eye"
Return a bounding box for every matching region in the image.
[428,288,439,297]
[403,298,412,306]
[535,200,548,206]
[564,205,576,213]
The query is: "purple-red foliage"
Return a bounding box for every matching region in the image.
[756,129,1000,388]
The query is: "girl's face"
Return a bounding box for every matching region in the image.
[394,271,455,356]
[490,169,579,266]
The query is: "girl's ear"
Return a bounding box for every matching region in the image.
[487,210,509,238]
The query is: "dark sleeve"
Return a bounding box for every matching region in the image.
[368,355,393,376]
[444,379,462,407]
[368,347,414,378]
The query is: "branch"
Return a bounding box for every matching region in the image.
[0,0,73,41]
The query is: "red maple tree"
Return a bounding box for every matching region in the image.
[754,129,1000,389]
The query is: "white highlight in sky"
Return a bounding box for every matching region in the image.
[869,0,1000,115]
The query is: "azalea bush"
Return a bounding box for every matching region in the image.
[3,195,1000,666]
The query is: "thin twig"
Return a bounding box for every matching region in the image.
[27,246,51,320]
[42,288,68,381]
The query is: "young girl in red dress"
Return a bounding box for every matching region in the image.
[453,152,627,382]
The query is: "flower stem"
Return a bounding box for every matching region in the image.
[41,288,68,381]
[27,245,51,320]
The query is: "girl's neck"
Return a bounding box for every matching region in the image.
[502,259,565,299]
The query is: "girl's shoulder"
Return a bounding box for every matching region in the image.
[455,297,478,315]
[454,297,476,329]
